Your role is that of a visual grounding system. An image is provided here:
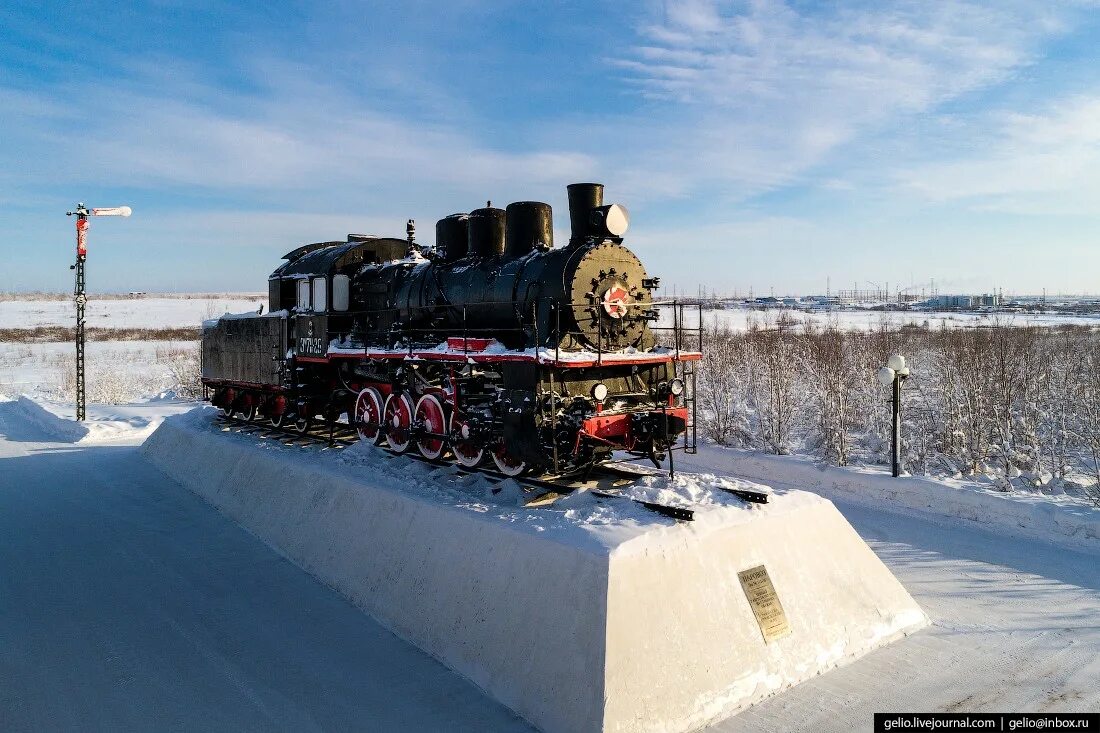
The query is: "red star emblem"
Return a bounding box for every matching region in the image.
[603,283,629,318]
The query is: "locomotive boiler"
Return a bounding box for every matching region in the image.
[202,183,700,477]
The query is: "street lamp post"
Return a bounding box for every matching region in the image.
[65,203,132,421]
[876,354,910,477]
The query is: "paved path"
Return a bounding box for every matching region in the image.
[0,402,529,733]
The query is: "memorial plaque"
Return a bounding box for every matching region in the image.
[737,564,791,643]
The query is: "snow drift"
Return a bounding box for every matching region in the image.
[143,409,927,733]
[3,395,91,441]
[0,394,192,444]
[684,447,1100,552]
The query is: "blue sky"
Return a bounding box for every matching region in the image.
[1,0,1099,296]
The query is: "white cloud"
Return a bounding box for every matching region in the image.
[609,0,1082,199]
[3,1,1099,293]
[899,95,1100,213]
[1,2,1085,212]
[118,210,407,248]
[0,67,598,203]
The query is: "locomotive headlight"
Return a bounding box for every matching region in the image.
[592,383,609,401]
[669,378,685,396]
[590,204,630,237]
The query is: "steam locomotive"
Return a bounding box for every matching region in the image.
[201,183,700,476]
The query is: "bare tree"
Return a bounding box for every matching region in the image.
[1072,334,1100,506]
[697,323,752,445]
[686,309,1100,503]
[744,326,803,454]
[801,322,860,465]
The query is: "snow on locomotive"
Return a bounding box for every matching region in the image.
[201,183,700,476]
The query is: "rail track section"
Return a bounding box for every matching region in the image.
[214,413,768,520]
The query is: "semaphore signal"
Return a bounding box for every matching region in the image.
[65,203,132,421]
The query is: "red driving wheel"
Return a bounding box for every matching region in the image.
[414,394,448,460]
[354,387,385,444]
[383,392,414,453]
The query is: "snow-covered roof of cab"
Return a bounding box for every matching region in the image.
[281,240,345,262]
[270,237,409,278]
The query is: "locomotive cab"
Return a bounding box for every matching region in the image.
[269,236,409,358]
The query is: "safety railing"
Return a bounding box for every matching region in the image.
[328,297,700,362]
[648,300,703,465]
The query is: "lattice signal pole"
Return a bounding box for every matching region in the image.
[65,203,131,421]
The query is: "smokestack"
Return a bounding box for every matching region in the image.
[566,183,603,244]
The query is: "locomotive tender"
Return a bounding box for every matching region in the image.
[202,183,700,476]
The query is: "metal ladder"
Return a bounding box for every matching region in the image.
[669,300,701,457]
[680,355,698,455]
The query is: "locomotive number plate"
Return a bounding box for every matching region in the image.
[295,316,328,358]
[737,565,791,643]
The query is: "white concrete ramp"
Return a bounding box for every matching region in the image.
[604,503,926,731]
[143,410,926,733]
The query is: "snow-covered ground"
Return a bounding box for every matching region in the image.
[0,295,266,329]
[0,397,529,732]
[0,340,196,398]
[2,292,1098,726]
[721,500,1099,731]
[0,394,195,443]
[0,294,263,401]
[666,306,1100,332]
[0,395,1096,731]
[679,446,1100,552]
[3,295,1093,334]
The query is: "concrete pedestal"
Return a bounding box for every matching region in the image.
[144,411,926,733]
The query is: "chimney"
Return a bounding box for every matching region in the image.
[566,183,604,244]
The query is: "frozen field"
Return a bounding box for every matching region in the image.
[0,340,195,397]
[0,294,264,400]
[0,294,266,330]
[0,396,1095,731]
[3,295,1096,334]
[669,306,1100,332]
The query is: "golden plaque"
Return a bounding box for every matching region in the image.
[737,565,791,643]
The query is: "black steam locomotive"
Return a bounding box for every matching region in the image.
[201,183,699,476]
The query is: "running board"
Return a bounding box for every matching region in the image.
[716,486,770,504]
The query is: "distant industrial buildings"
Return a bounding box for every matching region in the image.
[679,282,1100,316]
[739,292,1002,310]
[924,294,1002,309]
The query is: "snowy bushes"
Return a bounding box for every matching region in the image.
[0,326,199,343]
[698,319,803,453]
[694,315,1100,503]
[697,324,752,446]
[46,343,201,403]
[58,358,164,404]
[158,344,202,399]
